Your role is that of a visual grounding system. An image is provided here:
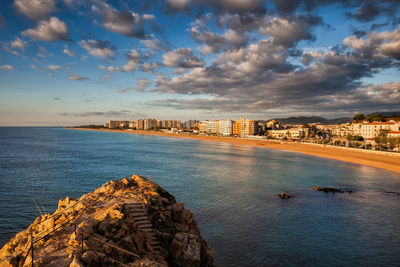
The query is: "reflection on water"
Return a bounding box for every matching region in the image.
[0,127,399,266]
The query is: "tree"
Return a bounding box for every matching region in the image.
[366,113,383,122]
[353,113,365,122]
[374,129,389,150]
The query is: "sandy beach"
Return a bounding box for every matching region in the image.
[72,128,400,174]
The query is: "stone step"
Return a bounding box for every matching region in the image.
[133,217,149,222]
[136,222,152,227]
[130,212,147,216]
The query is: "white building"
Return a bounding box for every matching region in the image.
[358,122,399,139]
[216,119,233,136]
[269,128,307,139]
[206,121,217,134]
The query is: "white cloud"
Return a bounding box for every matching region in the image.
[69,74,89,80]
[0,65,14,70]
[22,17,69,42]
[79,39,115,58]
[63,48,76,57]
[14,0,56,20]
[10,38,27,50]
[163,48,204,68]
[142,14,155,20]
[47,65,61,70]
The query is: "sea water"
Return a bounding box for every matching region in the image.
[0,127,399,266]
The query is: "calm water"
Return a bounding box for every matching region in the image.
[1,127,399,266]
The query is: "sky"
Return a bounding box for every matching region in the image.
[0,0,399,126]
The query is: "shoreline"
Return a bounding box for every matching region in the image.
[71,128,400,174]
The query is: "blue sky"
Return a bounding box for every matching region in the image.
[0,0,399,125]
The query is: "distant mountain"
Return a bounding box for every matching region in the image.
[367,111,400,117]
[272,116,352,125]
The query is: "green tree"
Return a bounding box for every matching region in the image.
[366,113,383,122]
[374,129,389,150]
[353,113,365,122]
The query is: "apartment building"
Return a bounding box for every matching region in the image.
[269,128,306,139]
[216,119,233,136]
[359,122,399,139]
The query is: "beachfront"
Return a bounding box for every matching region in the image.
[73,128,400,174]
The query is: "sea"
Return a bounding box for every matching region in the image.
[0,127,399,266]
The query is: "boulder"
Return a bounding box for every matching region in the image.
[278,192,291,199]
[82,250,99,265]
[169,233,201,267]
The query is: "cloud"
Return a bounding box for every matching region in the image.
[59,110,132,117]
[149,24,400,115]
[141,37,169,53]
[259,15,322,47]
[163,48,204,68]
[0,65,14,70]
[3,38,27,55]
[191,19,249,54]
[118,79,151,93]
[14,0,56,20]
[343,26,400,60]
[98,49,141,72]
[22,17,70,42]
[63,48,76,57]
[91,2,145,38]
[142,14,155,20]
[79,39,115,58]
[47,65,61,70]
[141,62,160,73]
[166,0,266,14]
[121,49,141,71]
[69,74,89,80]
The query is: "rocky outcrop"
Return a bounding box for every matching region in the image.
[312,186,354,193]
[278,192,291,199]
[0,175,214,267]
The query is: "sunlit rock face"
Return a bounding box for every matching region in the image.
[0,175,214,267]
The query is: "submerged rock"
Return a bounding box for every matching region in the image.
[0,175,214,267]
[312,186,343,193]
[278,192,291,199]
[312,186,355,193]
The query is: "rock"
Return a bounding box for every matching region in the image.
[169,233,201,267]
[69,255,84,267]
[312,186,344,193]
[278,192,291,199]
[82,251,99,265]
[0,175,214,267]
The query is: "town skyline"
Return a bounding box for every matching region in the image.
[1,0,400,126]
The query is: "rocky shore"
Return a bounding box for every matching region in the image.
[0,175,213,267]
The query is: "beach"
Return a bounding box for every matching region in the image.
[72,128,400,174]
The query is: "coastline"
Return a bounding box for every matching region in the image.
[71,128,400,174]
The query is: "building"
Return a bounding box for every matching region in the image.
[358,122,399,139]
[216,119,233,136]
[332,124,354,137]
[240,118,258,136]
[206,121,216,134]
[232,121,241,136]
[135,119,144,130]
[109,120,130,129]
[388,131,400,138]
[199,121,208,133]
[266,120,282,129]
[269,128,307,139]
[128,121,136,129]
[144,118,157,130]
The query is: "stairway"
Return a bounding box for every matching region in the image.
[125,202,162,257]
